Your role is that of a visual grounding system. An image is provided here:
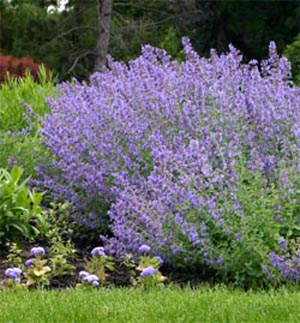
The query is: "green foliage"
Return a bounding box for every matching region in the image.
[24,255,51,288]
[41,203,76,243]
[48,240,76,282]
[37,203,77,283]
[3,242,24,268]
[284,35,300,85]
[0,66,55,132]
[120,253,166,288]
[0,131,47,179]
[85,253,115,285]
[1,0,299,81]
[0,66,56,177]
[110,2,182,63]
[135,256,167,288]
[214,162,300,288]
[0,166,47,246]
[1,244,76,290]
[0,277,26,291]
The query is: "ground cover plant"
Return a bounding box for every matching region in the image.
[37,38,300,288]
[1,287,300,323]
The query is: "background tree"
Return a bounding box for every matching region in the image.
[0,0,299,82]
[94,0,112,72]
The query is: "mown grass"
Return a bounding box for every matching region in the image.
[1,286,300,323]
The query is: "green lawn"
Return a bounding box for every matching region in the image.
[1,286,300,323]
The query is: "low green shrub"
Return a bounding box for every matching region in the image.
[0,66,55,132]
[0,166,48,246]
[0,66,56,178]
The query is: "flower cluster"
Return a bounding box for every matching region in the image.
[39,38,300,285]
[79,271,99,287]
[1,245,77,289]
[5,268,22,283]
[134,244,166,287]
[140,266,157,277]
[31,247,46,257]
[82,246,114,286]
[91,247,106,257]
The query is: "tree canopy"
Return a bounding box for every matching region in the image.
[0,0,299,81]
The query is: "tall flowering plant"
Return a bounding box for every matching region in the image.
[39,38,300,287]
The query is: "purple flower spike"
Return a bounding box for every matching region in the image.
[138,244,151,254]
[278,237,288,252]
[30,247,45,257]
[140,266,157,277]
[91,247,106,257]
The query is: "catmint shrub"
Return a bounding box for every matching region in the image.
[39,38,300,288]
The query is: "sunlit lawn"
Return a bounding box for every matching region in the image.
[1,286,300,323]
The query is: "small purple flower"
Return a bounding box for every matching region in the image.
[91,247,106,257]
[92,280,99,287]
[138,244,151,254]
[216,256,224,265]
[5,268,22,280]
[83,274,99,283]
[140,266,157,277]
[30,247,45,257]
[278,237,288,252]
[79,271,90,280]
[25,259,34,267]
[8,156,17,166]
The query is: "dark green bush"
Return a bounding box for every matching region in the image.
[284,35,300,85]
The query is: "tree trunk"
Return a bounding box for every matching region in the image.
[94,0,112,72]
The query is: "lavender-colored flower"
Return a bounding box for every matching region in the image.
[5,268,22,280]
[91,247,106,257]
[92,280,99,287]
[30,247,45,257]
[138,244,151,254]
[140,266,157,277]
[278,237,288,252]
[25,259,34,267]
[79,271,90,280]
[83,274,99,283]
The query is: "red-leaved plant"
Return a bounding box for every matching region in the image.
[0,53,49,83]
